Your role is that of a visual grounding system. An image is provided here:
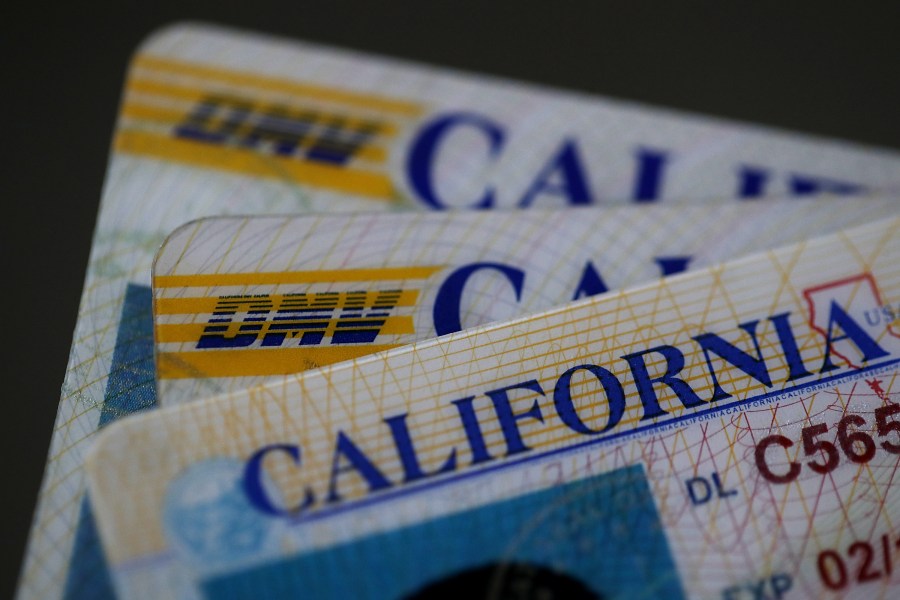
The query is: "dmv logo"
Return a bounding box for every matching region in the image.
[154,266,437,379]
[118,55,421,199]
[197,290,405,349]
[175,94,385,167]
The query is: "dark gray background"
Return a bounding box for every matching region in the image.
[3,2,900,597]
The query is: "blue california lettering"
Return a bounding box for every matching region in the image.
[738,165,863,199]
[517,139,594,207]
[242,444,315,517]
[622,345,707,419]
[384,413,457,482]
[553,364,626,434]
[406,113,505,209]
[632,148,669,202]
[434,257,692,336]
[433,262,525,336]
[405,111,863,207]
[484,380,546,456]
[820,301,890,371]
[693,319,772,401]
[326,432,392,504]
[243,305,892,518]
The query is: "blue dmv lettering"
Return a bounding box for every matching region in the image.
[571,262,610,301]
[242,303,892,517]
[197,291,403,349]
[405,111,863,207]
[175,94,384,166]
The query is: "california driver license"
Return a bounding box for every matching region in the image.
[89,218,900,599]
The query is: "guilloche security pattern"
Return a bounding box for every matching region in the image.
[88,218,900,598]
[152,198,899,406]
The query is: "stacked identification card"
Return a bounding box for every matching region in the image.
[88,218,900,598]
[153,198,899,406]
[17,19,900,600]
